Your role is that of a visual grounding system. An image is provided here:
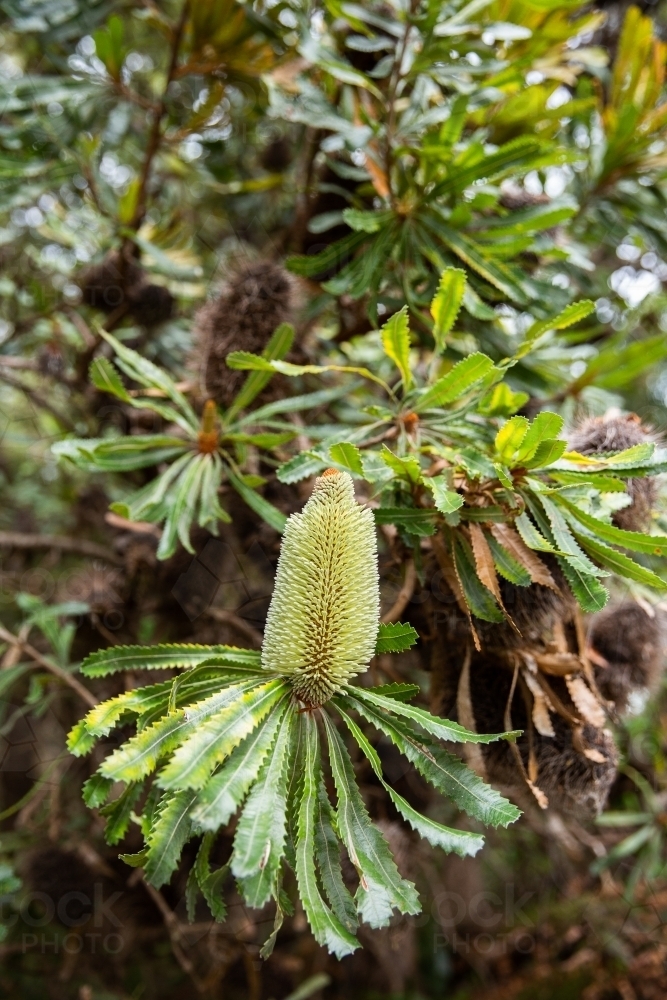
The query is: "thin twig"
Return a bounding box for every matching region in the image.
[141,878,208,993]
[381,558,416,623]
[0,531,121,564]
[129,1,190,233]
[203,607,263,648]
[0,625,97,708]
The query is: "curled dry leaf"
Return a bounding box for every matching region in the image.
[523,669,555,738]
[565,675,606,729]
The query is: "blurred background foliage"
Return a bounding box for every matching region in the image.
[2,0,667,997]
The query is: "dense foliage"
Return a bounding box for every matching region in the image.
[1,0,667,996]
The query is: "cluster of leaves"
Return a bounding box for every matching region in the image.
[68,629,520,958]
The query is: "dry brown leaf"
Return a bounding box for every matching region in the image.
[470,523,503,602]
[523,669,556,737]
[566,675,606,728]
[432,534,481,650]
[583,748,607,763]
[527,779,549,809]
[456,653,487,778]
[490,523,560,592]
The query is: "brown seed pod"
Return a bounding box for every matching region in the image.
[79,250,141,313]
[127,281,174,327]
[569,413,659,531]
[588,601,663,713]
[193,259,294,408]
[457,654,618,818]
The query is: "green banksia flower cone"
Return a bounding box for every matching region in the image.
[261,469,380,707]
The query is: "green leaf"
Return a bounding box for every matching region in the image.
[100,783,143,846]
[453,536,504,623]
[430,267,466,352]
[495,416,529,463]
[226,467,287,534]
[322,712,420,926]
[144,789,198,888]
[158,680,289,790]
[369,683,420,702]
[380,306,412,390]
[569,528,667,592]
[314,777,358,933]
[538,495,607,577]
[192,704,288,832]
[294,713,360,957]
[348,686,520,745]
[285,230,369,277]
[514,300,595,359]
[329,442,364,477]
[277,452,329,483]
[232,701,294,908]
[379,445,422,483]
[341,696,521,829]
[514,412,564,463]
[375,622,418,654]
[515,511,557,552]
[560,501,667,556]
[424,476,464,514]
[416,353,495,411]
[485,533,531,587]
[81,643,262,678]
[82,773,114,809]
[336,704,487,857]
[226,323,295,421]
[523,439,567,469]
[374,508,438,536]
[89,357,130,401]
[557,558,609,614]
[100,679,263,783]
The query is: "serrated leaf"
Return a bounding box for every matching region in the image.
[495,416,529,463]
[374,507,438,535]
[416,353,495,411]
[369,683,420,702]
[67,719,97,756]
[295,713,360,955]
[565,676,606,728]
[192,704,288,832]
[430,267,466,352]
[379,445,421,482]
[557,557,609,613]
[158,680,288,790]
[515,300,595,358]
[485,531,531,587]
[277,452,329,483]
[514,512,557,553]
[336,704,488,856]
[469,523,504,608]
[81,643,262,678]
[375,622,418,654]
[523,439,567,469]
[100,782,143,846]
[329,442,364,477]
[453,535,504,623]
[380,306,412,390]
[538,495,606,577]
[232,701,294,907]
[323,713,419,926]
[348,686,520,745]
[424,476,464,514]
[560,501,667,556]
[144,789,198,887]
[89,357,130,401]
[314,777,358,933]
[514,412,564,463]
[569,526,667,591]
[82,773,114,809]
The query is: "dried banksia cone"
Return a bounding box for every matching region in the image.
[588,601,663,713]
[79,250,142,312]
[530,719,618,819]
[569,413,658,531]
[127,281,174,327]
[261,469,380,707]
[194,260,293,407]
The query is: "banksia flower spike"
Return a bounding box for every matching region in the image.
[69,470,520,959]
[261,469,380,707]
